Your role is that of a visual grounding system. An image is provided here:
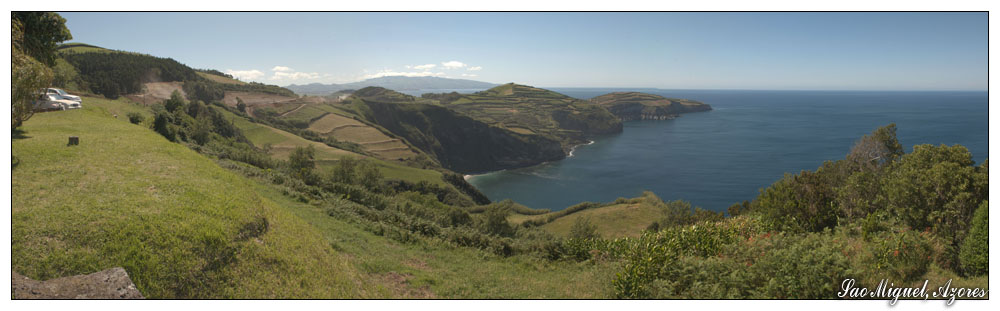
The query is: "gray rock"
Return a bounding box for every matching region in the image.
[12,267,144,299]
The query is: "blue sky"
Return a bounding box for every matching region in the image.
[59,12,987,90]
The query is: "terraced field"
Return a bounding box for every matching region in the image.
[221,109,441,185]
[438,83,621,147]
[196,72,246,85]
[304,110,418,161]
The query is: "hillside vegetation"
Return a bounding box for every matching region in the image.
[54,43,295,101]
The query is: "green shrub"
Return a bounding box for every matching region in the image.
[883,144,986,270]
[569,216,599,240]
[126,112,144,124]
[864,228,934,283]
[959,200,988,276]
[752,168,840,233]
[741,232,853,299]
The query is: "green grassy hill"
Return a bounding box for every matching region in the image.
[11,97,374,298]
[538,203,661,238]
[432,83,623,148]
[590,92,712,121]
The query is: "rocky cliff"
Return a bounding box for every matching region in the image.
[343,88,567,174]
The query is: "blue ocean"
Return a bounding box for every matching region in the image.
[455,89,988,212]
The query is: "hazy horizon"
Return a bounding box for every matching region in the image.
[59,12,987,91]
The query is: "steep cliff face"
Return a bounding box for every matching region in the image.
[591,92,712,121]
[345,88,566,173]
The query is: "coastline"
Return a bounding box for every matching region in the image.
[568,140,596,157]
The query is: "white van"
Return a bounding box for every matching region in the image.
[45,88,83,105]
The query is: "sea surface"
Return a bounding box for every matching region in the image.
[450,89,989,212]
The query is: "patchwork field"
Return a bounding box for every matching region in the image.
[221,109,441,185]
[299,108,418,161]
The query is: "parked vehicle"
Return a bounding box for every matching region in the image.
[32,94,80,111]
[44,88,83,105]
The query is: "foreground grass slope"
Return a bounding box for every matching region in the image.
[11,97,375,298]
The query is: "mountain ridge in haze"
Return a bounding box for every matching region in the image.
[286,76,498,96]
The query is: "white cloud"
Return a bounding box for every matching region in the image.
[270,71,322,81]
[467,66,482,71]
[441,61,467,69]
[363,69,446,79]
[272,66,293,72]
[225,69,265,81]
[461,73,478,77]
[406,64,437,70]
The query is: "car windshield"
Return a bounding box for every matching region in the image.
[52,89,67,96]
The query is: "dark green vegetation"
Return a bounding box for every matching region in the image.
[55,43,294,100]
[591,92,712,121]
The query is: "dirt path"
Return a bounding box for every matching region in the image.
[279,104,307,117]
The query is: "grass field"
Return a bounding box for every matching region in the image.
[307,113,366,133]
[538,203,660,238]
[196,72,247,85]
[11,97,376,298]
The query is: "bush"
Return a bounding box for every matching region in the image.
[863,228,934,283]
[481,203,514,237]
[752,168,839,233]
[126,112,144,124]
[152,112,176,142]
[569,216,599,240]
[959,200,988,276]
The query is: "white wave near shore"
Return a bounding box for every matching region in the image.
[567,140,595,157]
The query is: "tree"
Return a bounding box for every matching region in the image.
[236,97,247,113]
[883,144,986,270]
[482,204,514,237]
[569,216,599,239]
[753,169,839,233]
[12,15,66,129]
[845,124,903,174]
[164,90,186,113]
[289,145,316,172]
[356,159,384,190]
[959,200,988,276]
[12,12,72,66]
[12,21,51,129]
[331,156,358,184]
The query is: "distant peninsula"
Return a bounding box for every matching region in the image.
[591,92,712,121]
[286,76,498,96]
